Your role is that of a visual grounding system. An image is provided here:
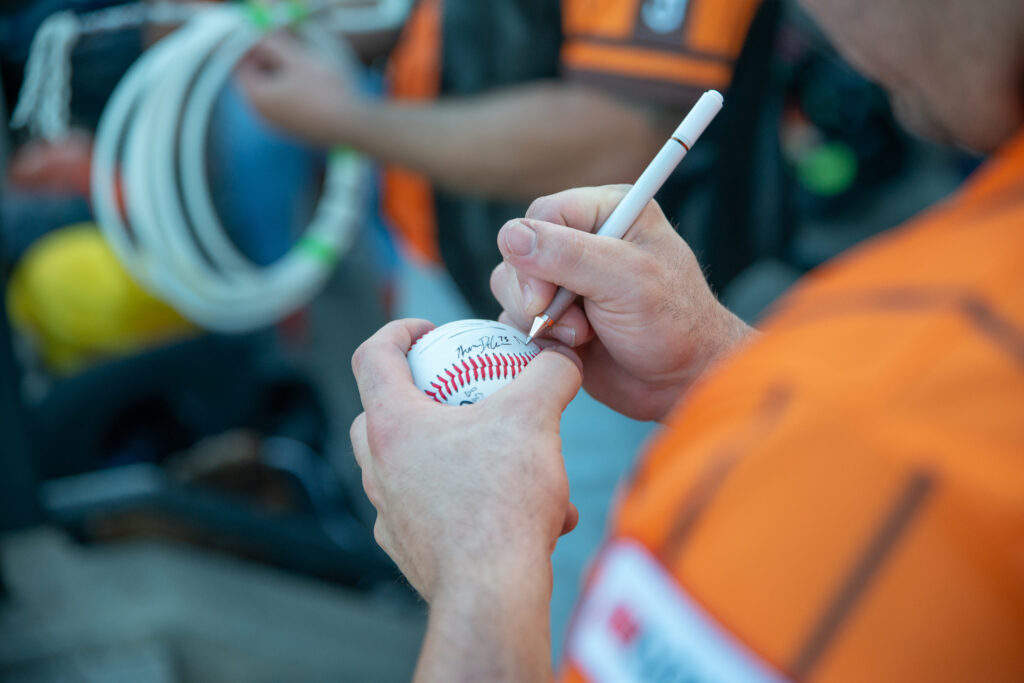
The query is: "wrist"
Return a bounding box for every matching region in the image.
[432,543,552,606]
[328,94,377,146]
[656,304,757,423]
[708,304,758,361]
[420,551,553,681]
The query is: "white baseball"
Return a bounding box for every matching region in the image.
[407,319,541,405]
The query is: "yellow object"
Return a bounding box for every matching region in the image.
[7,223,196,374]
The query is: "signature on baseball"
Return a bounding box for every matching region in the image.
[459,386,485,405]
[456,334,520,359]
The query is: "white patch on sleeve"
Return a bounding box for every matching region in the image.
[566,539,791,683]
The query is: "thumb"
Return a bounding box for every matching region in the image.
[498,218,648,305]
[491,347,582,424]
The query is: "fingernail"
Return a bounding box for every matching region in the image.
[520,281,535,311]
[504,221,537,256]
[551,325,577,347]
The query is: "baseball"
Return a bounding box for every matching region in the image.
[407,319,541,405]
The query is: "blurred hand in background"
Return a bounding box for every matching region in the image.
[238,32,363,147]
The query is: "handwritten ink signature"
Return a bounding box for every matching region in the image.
[456,335,516,359]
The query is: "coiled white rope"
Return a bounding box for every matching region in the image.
[12,0,413,140]
[12,2,199,141]
[11,0,413,332]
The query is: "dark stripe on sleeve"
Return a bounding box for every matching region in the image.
[661,384,792,563]
[790,469,936,679]
[772,289,1024,369]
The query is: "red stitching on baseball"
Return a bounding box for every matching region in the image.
[409,329,433,352]
[426,348,537,403]
[430,380,447,401]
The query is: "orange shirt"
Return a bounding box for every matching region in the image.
[562,130,1024,682]
[383,0,760,262]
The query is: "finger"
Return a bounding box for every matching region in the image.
[349,413,370,469]
[352,319,436,411]
[235,58,266,96]
[495,266,582,329]
[525,185,670,248]
[373,517,393,555]
[498,310,531,340]
[513,270,556,318]
[490,262,567,335]
[489,257,557,320]
[512,305,592,348]
[492,347,582,424]
[560,503,579,536]
[489,261,536,327]
[542,305,592,348]
[494,264,594,347]
[247,31,302,68]
[349,413,383,507]
[526,185,632,234]
[497,218,656,305]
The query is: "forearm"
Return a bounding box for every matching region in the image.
[414,554,554,682]
[333,82,674,201]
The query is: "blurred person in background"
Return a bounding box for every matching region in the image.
[240,0,763,318]
[349,0,1024,679]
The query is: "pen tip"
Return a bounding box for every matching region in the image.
[528,316,550,342]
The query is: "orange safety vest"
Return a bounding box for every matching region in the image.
[562,129,1024,682]
[381,0,759,263]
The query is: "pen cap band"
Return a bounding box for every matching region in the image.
[673,90,723,149]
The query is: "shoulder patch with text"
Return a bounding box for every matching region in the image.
[566,539,790,683]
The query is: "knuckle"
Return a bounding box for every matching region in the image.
[640,196,666,220]
[364,416,387,449]
[361,472,380,507]
[365,414,402,455]
[635,250,662,280]
[349,412,367,441]
[487,388,536,426]
[372,519,388,549]
[489,262,509,299]
[526,194,558,220]
[604,184,631,199]
[350,340,371,375]
[559,229,589,271]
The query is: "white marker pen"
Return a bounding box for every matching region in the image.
[526,89,724,343]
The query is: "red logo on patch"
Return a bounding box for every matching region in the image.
[609,604,641,646]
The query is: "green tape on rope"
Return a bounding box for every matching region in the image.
[298,236,339,265]
[285,0,310,24]
[246,0,309,30]
[245,2,273,30]
[329,146,357,162]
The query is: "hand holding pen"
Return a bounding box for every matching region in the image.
[492,90,755,420]
[526,90,724,342]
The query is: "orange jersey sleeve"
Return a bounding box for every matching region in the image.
[560,0,761,108]
[381,0,444,263]
[561,129,1024,682]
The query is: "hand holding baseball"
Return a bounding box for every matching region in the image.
[350,319,582,602]
[492,186,756,422]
